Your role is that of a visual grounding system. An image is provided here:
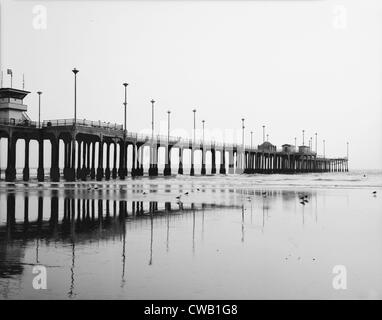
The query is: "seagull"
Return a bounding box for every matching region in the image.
[184,192,189,195]
[176,195,181,199]
[373,191,377,194]
[196,188,200,191]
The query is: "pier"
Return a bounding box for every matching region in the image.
[0,87,348,182]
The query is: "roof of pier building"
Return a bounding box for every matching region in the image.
[0,88,30,100]
[258,141,276,152]
[282,144,295,148]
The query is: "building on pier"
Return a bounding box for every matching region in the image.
[282,144,296,153]
[298,145,311,154]
[258,141,276,152]
[0,88,31,124]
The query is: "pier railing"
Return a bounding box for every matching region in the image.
[42,119,124,130]
[0,118,39,127]
[0,118,340,159]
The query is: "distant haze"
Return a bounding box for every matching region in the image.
[1,0,381,170]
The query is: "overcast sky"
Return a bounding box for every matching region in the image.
[1,0,381,169]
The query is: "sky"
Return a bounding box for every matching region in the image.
[0,0,381,169]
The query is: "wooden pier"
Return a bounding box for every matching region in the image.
[0,87,348,182]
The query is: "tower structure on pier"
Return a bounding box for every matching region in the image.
[0,88,31,123]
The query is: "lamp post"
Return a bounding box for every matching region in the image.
[167,111,171,144]
[164,110,171,176]
[37,91,42,128]
[346,141,349,159]
[240,118,245,173]
[191,109,196,176]
[193,109,196,142]
[346,142,349,159]
[123,83,128,131]
[262,125,265,143]
[121,83,128,178]
[323,139,326,158]
[250,131,253,149]
[302,130,305,146]
[201,119,206,175]
[151,100,155,139]
[149,99,157,176]
[202,120,205,143]
[241,118,245,148]
[294,137,297,149]
[315,133,317,153]
[72,68,79,125]
[346,141,349,172]
[266,134,269,142]
[69,68,79,182]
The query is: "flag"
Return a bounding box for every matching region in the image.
[7,69,12,75]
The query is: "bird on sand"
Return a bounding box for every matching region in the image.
[373,191,377,194]
[184,192,189,195]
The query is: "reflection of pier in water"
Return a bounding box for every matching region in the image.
[0,187,320,242]
[0,187,321,298]
[0,192,244,298]
[0,193,244,243]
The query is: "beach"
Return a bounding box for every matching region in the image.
[0,171,381,299]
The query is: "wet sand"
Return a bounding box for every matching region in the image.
[0,172,381,299]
